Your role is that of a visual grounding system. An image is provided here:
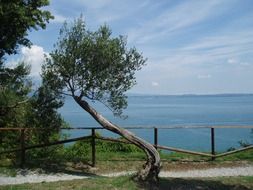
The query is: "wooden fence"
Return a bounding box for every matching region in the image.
[0,126,253,167]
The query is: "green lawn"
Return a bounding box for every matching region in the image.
[0,176,253,190]
[0,141,252,190]
[0,149,252,176]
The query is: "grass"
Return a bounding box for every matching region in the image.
[92,149,253,173]
[0,176,138,190]
[0,167,16,177]
[159,176,253,190]
[0,140,252,189]
[0,158,17,177]
[0,148,252,176]
[0,176,253,190]
[216,149,253,162]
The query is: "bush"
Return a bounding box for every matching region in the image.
[96,139,142,153]
[63,133,143,163]
[238,140,251,148]
[64,140,91,163]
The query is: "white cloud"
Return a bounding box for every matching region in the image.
[19,0,253,94]
[151,81,159,87]
[21,45,48,77]
[197,74,211,79]
[7,45,46,79]
[240,62,250,66]
[72,0,122,24]
[127,0,223,44]
[140,28,253,72]
[227,58,237,64]
[227,58,251,67]
[76,0,113,9]
[72,0,153,26]
[7,45,48,77]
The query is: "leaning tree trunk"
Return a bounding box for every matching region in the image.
[74,96,160,188]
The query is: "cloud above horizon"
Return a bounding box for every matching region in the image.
[21,45,48,77]
[12,0,253,94]
[8,45,48,78]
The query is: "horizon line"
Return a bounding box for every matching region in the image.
[127,92,253,96]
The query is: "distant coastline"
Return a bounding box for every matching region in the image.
[126,93,253,97]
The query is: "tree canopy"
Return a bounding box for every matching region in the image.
[0,62,31,127]
[43,17,146,116]
[0,0,54,125]
[42,17,160,187]
[0,1,64,159]
[0,0,53,60]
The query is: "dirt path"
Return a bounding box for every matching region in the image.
[1,166,253,186]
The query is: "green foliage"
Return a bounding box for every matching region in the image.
[0,0,54,156]
[27,84,64,142]
[0,0,53,59]
[65,140,92,163]
[0,65,65,165]
[0,63,31,127]
[0,62,66,161]
[26,144,66,166]
[64,135,143,163]
[96,139,142,153]
[0,1,65,164]
[0,63,65,163]
[227,140,252,152]
[25,83,66,161]
[238,140,251,148]
[217,149,253,161]
[0,63,32,157]
[42,16,146,116]
[0,166,17,177]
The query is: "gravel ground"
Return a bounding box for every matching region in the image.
[0,169,89,185]
[1,166,253,186]
[159,166,253,178]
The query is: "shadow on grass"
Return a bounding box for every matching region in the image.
[157,178,251,190]
[11,159,99,178]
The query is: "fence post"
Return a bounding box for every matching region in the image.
[154,127,158,149]
[91,128,96,167]
[20,129,25,168]
[211,127,215,160]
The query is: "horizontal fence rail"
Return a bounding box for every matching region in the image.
[0,126,252,167]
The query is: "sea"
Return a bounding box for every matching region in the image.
[59,94,253,152]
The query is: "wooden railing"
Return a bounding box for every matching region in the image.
[0,126,252,167]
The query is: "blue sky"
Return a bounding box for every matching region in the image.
[8,0,253,95]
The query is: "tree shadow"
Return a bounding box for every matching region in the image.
[157,178,251,190]
[18,159,99,178]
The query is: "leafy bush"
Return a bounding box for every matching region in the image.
[238,140,251,148]
[64,140,92,163]
[63,133,143,163]
[96,139,142,153]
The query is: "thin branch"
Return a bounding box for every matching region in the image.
[1,99,29,109]
[0,99,29,116]
[85,91,95,100]
[66,80,76,97]
[96,98,115,114]
[79,90,85,99]
[60,91,73,97]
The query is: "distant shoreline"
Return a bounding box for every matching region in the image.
[127,93,253,97]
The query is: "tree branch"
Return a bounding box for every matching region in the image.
[60,91,73,97]
[2,99,29,109]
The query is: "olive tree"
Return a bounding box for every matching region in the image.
[42,17,160,187]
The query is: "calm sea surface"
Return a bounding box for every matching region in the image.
[60,94,253,152]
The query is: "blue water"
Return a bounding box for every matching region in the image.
[60,94,253,152]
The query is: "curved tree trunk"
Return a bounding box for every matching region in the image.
[74,96,160,188]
